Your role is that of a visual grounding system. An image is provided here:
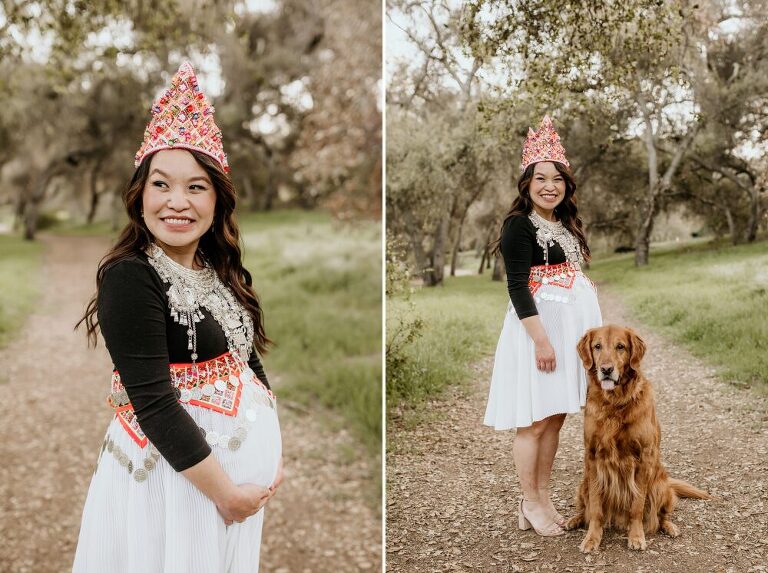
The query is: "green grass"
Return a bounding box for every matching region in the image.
[387,274,506,414]
[0,235,43,352]
[237,210,382,457]
[589,238,768,389]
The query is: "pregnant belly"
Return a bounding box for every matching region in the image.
[185,375,282,488]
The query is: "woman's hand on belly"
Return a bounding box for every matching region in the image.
[219,483,272,525]
[222,456,283,524]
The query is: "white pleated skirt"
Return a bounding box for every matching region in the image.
[72,368,282,573]
[484,273,602,430]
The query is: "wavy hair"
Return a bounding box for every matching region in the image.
[76,150,271,355]
[490,161,590,262]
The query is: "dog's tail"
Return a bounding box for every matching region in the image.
[669,478,711,500]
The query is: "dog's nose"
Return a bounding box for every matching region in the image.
[600,365,614,376]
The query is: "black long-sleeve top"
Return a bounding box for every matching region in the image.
[500,214,567,319]
[97,252,269,472]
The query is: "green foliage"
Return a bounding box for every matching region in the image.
[386,102,513,285]
[237,210,382,455]
[386,273,506,415]
[462,0,693,105]
[386,110,452,226]
[589,239,768,388]
[385,234,424,404]
[0,236,43,351]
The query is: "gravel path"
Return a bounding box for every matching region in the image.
[0,235,381,573]
[386,285,768,573]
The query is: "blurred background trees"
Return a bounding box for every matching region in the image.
[387,0,767,278]
[0,0,381,239]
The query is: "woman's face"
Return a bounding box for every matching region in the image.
[529,161,566,216]
[142,149,216,251]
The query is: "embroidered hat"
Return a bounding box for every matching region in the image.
[520,115,570,173]
[134,61,229,172]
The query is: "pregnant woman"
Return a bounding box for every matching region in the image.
[73,62,283,572]
[484,116,602,537]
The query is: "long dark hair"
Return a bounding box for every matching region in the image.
[490,161,590,262]
[76,150,271,355]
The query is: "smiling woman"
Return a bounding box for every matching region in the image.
[72,61,283,573]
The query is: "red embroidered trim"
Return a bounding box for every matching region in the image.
[108,351,272,448]
[528,261,580,296]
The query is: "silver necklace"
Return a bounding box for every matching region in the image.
[528,210,583,265]
[145,243,254,363]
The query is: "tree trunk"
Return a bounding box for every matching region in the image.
[724,207,737,245]
[23,198,38,240]
[86,160,103,225]
[22,159,70,240]
[633,193,657,266]
[478,245,488,275]
[478,224,496,275]
[634,91,660,267]
[744,185,759,243]
[491,253,503,281]
[633,92,699,266]
[425,216,448,286]
[449,217,466,277]
[402,208,430,283]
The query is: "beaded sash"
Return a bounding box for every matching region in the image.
[107,351,274,448]
[527,261,580,296]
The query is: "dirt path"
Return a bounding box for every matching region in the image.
[0,235,381,573]
[387,287,768,573]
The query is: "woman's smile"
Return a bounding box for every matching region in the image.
[537,191,561,203]
[160,215,197,230]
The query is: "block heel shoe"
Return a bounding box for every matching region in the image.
[518,498,564,537]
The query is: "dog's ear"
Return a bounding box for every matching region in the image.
[628,328,646,370]
[577,329,595,370]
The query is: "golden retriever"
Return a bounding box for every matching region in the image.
[565,325,710,552]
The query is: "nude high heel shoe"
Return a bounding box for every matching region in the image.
[518,498,564,537]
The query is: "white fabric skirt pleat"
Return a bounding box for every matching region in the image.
[72,369,282,573]
[484,273,602,430]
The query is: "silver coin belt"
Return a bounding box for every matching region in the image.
[526,261,587,305]
[95,437,162,483]
[101,351,276,483]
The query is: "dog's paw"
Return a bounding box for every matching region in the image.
[564,515,584,531]
[662,520,680,538]
[627,534,647,551]
[579,535,601,553]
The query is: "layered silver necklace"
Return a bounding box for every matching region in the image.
[145,243,254,363]
[529,210,583,265]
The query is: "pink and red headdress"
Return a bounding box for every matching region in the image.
[520,115,570,173]
[134,61,229,172]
